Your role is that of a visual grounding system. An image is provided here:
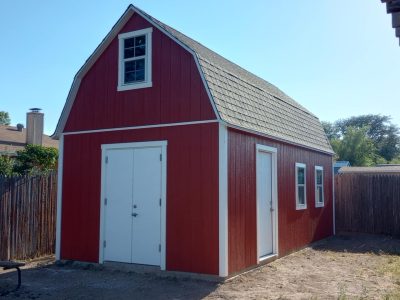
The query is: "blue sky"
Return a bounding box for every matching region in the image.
[1,1,399,135]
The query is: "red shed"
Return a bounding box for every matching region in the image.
[53,5,334,278]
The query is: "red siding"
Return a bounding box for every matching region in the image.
[228,128,333,274]
[61,123,219,275]
[64,13,216,132]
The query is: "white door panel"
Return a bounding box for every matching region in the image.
[103,145,162,266]
[257,151,273,257]
[104,149,133,263]
[131,147,161,265]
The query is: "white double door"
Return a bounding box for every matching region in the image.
[103,146,162,266]
[257,151,274,258]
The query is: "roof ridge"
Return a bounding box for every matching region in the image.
[132,5,317,118]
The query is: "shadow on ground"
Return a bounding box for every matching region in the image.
[312,232,400,255]
[0,263,219,300]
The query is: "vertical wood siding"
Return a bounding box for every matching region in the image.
[228,128,333,274]
[64,14,216,133]
[61,123,219,275]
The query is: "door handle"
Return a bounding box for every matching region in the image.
[132,213,138,217]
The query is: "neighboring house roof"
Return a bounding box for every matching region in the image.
[339,166,400,174]
[334,161,350,168]
[0,125,58,155]
[53,5,333,154]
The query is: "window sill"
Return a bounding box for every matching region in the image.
[296,205,307,210]
[117,81,152,91]
[315,203,324,208]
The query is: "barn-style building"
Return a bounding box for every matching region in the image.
[53,5,334,278]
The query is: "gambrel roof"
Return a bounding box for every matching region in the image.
[54,5,333,154]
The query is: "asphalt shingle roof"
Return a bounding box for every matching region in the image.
[138,7,333,154]
[0,125,58,155]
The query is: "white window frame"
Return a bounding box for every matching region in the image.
[117,27,153,91]
[295,163,307,210]
[315,166,324,208]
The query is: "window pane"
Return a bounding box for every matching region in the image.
[124,48,135,59]
[317,186,323,203]
[135,69,145,81]
[297,167,305,185]
[125,61,136,72]
[124,37,135,48]
[135,45,146,56]
[135,35,146,46]
[136,58,145,70]
[298,186,305,205]
[316,170,323,185]
[124,71,136,84]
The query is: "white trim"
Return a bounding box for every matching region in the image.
[100,140,167,150]
[295,162,307,210]
[118,27,153,91]
[193,56,221,120]
[99,146,106,264]
[256,144,279,263]
[314,166,324,208]
[63,120,218,136]
[52,5,221,139]
[55,134,64,260]
[218,124,228,277]
[99,140,167,270]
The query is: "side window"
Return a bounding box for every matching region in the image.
[118,28,153,91]
[295,163,307,210]
[315,166,324,207]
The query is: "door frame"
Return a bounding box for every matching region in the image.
[255,144,279,263]
[99,140,167,270]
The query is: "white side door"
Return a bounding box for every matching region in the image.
[104,148,134,263]
[257,151,274,258]
[131,147,162,266]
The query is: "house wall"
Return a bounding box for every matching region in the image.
[60,123,219,275]
[228,128,333,274]
[64,13,215,132]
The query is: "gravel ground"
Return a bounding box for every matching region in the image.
[1,233,399,299]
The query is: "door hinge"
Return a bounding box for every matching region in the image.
[159,198,161,206]
[104,198,107,206]
[160,153,162,161]
[158,244,161,252]
[105,156,108,164]
[103,240,106,248]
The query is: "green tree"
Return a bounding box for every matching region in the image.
[13,144,58,175]
[0,111,11,125]
[332,127,376,166]
[334,115,400,162]
[321,121,340,140]
[0,155,14,176]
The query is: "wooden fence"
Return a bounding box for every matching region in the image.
[335,173,400,237]
[0,172,57,260]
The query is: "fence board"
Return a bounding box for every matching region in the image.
[0,172,57,260]
[335,173,400,237]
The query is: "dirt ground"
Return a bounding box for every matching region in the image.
[1,233,399,299]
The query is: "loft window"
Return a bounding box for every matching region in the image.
[315,166,324,207]
[295,163,307,210]
[118,28,152,91]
